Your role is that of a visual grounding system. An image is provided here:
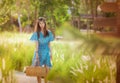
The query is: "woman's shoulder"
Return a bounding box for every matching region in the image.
[30,32,38,41]
[32,31,37,34]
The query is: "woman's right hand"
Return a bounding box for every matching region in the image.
[36,19,39,24]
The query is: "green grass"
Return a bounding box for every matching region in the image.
[0,31,116,83]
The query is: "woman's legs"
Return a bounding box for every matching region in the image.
[45,65,50,74]
[44,65,50,83]
[37,76,41,83]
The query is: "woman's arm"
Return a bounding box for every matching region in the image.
[34,20,39,32]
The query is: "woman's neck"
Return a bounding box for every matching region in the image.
[41,29,44,32]
[41,30,44,34]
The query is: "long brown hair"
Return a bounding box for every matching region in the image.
[34,17,49,39]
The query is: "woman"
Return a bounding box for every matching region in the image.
[30,17,54,83]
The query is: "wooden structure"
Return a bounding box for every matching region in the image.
[94,2,120,37]
[94,17,117,27]
[72,15,94,30]
[93,1,120,83]
[71,16,80,29]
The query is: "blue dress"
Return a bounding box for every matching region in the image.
[29,30,54,68]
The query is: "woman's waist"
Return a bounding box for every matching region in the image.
[37,50,50,55]
[38,45,49,49]
[38,48,50,52]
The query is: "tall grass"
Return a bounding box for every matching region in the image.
[48,41,116,83]
[0,31,34,83]
[0,30,116,83]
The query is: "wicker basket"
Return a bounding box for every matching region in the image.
[25,66,46,76]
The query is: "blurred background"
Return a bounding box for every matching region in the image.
[0,0,120,83]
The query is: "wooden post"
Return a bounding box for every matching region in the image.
[78,16,80,30]
[117,0,120,34]
[116,1,120,83]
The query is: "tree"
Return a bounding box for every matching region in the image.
[0,0,15,26]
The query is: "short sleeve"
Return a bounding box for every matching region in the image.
[49,30,54,42]
[29,32,38,41]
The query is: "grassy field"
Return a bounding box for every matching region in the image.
[0,31,116,83]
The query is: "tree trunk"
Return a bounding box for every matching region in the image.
[18,13,22,33]
[34,6,38,22]
[95,0,99,17]
[90,0,94,19]
[117,0,120,35]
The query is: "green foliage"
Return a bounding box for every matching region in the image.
[35,0,71,27]
[0,0,107,32]
[52,22,117,82]
[0,0,15,25]
[0,0,74,30]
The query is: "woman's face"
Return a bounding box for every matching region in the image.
[39,21,45,30]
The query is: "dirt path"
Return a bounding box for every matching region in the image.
[15,71,45,83]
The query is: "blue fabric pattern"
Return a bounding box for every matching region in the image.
[30,32,38,41]
[29,30,54,68]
